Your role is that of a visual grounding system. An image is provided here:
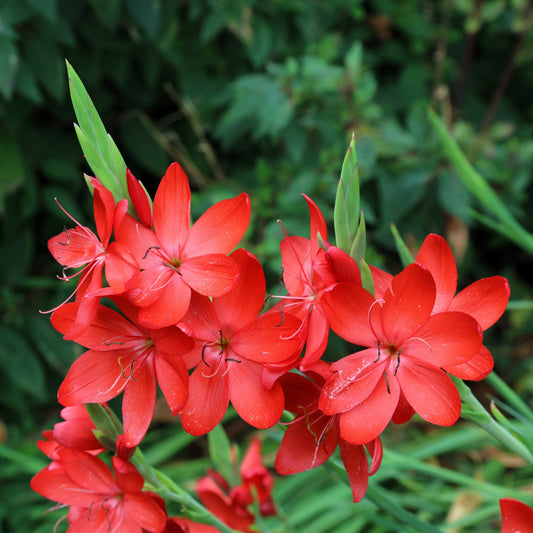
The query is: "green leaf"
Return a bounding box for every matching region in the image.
[0,326,45,400]
[0,35,18,99]
[207,424,236,486]
[125,0,161,38]
[334,133,360,254]
[0,127,25,214]
[24,0,57,22]
[23,36,64,101]
[119,112,168,174]
[428,108,533,254]
[66,61,129,203]
[88,0,122,29]
[390,224,415,267]
[27,315,78,374]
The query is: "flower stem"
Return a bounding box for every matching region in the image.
[454,376,533,466]
[131,448,237,533]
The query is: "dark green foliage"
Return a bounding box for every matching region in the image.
[1,0,533,530]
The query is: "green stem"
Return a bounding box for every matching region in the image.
[131,448,237,533]
[454,377,533,466]
[486,371,533,424]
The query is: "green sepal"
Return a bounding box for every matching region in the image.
[207,423,237,487]
[390,223,415,267]
[67,60,129,204]
[490,401,514,432]
[460,403,493,425]
[360,257,375,297]
[85,402,123,444]
[349,210,366,268]
[334,133,360,253]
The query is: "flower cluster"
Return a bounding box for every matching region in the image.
[33,160,510,530]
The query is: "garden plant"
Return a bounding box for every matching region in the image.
[1,2,533,532]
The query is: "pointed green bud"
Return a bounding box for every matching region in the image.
[334,133,360,254]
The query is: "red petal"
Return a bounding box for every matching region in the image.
[48,227,101,267]
[151,325,194,355]
[500,498,533,533]
[59,447,117,494]
[180,365,229,436]
[231,311,303,364]
[300,305,329,368]
[303,194,328,258]
[52,302,141,350]
[369,265,393,300]
[196,476,254,531]
[58,350,130,405]
[153,162,191,258]
[405,311,483,368]
[186,192,250,256]
[449,276,510,330]
[415,234,457,313]
[155,352,189,415]
[228,360,284,428]
[396,359,461,426]
[446,345,494,381]
[181,291,222,342]
[324,245,362,284]
[127,168,153,228]
[392,390,415,424]
[212,249,266,335]
[280,236,312,296]
[115,213,160,267]
[122,360,157,446]
[320,282,376,347]
[181,254,239,297]
[123,492,167,533]
[112,456,145,493]
[91,179,115,246]
[31,466,103,508]
[274,412,337,474]
[319,349,384,415]
[382,264,435,345]
[105,241,139,294]
[338,440,369,502]
[137,275,191,328]
[338,373,400,445]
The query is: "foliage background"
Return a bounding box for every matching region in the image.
[1,0,533,531]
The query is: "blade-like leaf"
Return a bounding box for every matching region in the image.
[428,108,533,254]
[390,223,414,267]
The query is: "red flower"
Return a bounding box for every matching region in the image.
[31,449,167,532]
[415,233,510,380]
[48,177,137,339]
[116,162,251,328]
[274,364,382,502]
[276,195,361,368]
[500,498,533,532]
[179,249,303,436]
[196,470,255,533]
[194,437,276,532]
[52,297,193,446]
[37,405,105,460]
[240,437,276,517]
[320,263,483,444]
